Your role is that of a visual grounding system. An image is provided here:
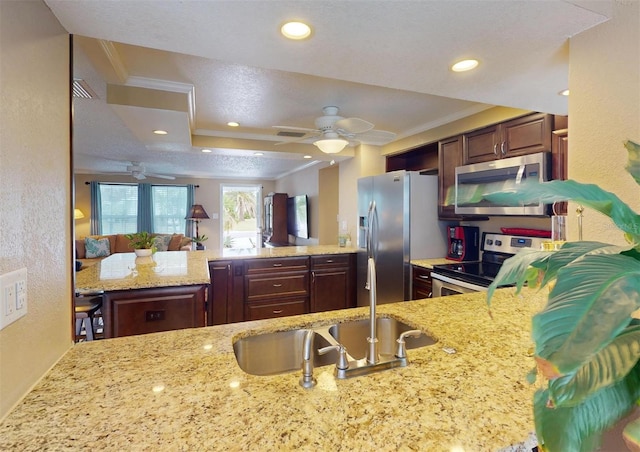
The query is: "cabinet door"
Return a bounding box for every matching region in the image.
[502,113,552,158]
[438,136,463,219]
[208,260,232,325]
[463,125,500,164]
[412,266,432,300]
[310,268,350,312]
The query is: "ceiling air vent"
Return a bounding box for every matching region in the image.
[276,131,306,138]
[72,78,97,99]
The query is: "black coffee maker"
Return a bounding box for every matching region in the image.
[446,226,480,261]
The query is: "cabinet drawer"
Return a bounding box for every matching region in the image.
[412,266,432,300]
[310,254,351,269]
[246,273,309,301]
[244,257,309,274]
[246,299,307,321]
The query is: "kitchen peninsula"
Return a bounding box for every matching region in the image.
[1,288,546,450]
[75,251,211,338]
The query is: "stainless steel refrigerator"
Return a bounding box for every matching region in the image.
[356,171,446,306]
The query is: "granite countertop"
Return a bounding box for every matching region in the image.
[1,288,547,451]
[203,244,358,261]
[411,257,459,268]
[75,251,211,292]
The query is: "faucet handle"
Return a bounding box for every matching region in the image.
[318,344,349,370]
[395,329,422,359]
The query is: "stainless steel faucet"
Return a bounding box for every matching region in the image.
[299,329,317,389]
[366,257,379,365]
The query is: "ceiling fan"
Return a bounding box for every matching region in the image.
[273,106,396,153]
[105,162,176,180]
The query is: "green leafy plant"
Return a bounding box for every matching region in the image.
[125,231,156,250]
[191,234,208,244]
[459,140,640,451]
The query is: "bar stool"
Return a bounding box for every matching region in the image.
[74,294,103,342]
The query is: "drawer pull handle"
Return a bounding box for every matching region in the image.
[418,275,430,280]
[272,309,283,314]
[273,283,283,287]
[326,259,334,263]
[272,263,283,267]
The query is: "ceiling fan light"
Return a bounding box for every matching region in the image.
[314,138,348,154]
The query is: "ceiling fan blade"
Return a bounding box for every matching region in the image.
[146,173,176,180]
[272,125,320,133]
[334,117,374,134]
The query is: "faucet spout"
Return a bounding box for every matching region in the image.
[299,330,317,389]
[367,257,378,364]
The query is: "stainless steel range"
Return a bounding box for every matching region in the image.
[431,232,544,297]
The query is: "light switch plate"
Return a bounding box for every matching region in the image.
[0,268,27,331]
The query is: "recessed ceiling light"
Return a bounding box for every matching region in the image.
[281,21,312,40]
[303,155,312,159]
[559,89,570,96]
[254,152,264,156]
[227,122,239,127]
[201,149,212,153]
[451,59,479,72]
[153,129,168,135]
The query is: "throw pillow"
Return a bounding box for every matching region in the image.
[168,233,184,251]
[85,237,111,258]
[153,234,172,251]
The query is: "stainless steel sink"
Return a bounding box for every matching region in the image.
[328,317,436,359]
[233,329,334,376]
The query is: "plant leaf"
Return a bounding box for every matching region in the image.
[534,364,640,452]
[548,323,640,407]
[623,416,640,452]
[486,249,552,304]
[625,140,640,186]
[533,254,640,373]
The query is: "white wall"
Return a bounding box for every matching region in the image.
[567,0,640,243]
[0,1,72,419]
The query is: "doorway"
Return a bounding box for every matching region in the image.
[220,184,262,250]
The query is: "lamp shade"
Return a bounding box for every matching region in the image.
[313,138,348,154]
[74,208,85,219]
[186,204,210,220]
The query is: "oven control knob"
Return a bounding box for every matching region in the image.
[495,240,502,246]
[486,239,493,245]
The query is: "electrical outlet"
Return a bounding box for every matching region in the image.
[0,268,27,331]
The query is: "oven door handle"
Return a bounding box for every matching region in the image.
[431,273,488,292]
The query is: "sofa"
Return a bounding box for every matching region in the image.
[76,233,192,269]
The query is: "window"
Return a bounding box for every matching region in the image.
[97,183,191,235]
[152,185,188,234]
[99,184,138,234]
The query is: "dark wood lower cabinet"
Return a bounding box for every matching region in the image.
[310,254,355,312]
[102,285,207,338]
[412,266,433,300]
[208,261,232,326]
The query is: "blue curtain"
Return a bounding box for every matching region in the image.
[185,184,196,237]
[137,183,153,232]
[89,181,101,235]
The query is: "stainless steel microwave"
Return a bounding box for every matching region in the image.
[454,152,551,216]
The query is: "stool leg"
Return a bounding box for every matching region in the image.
[83,317,94,341]
[75,318,83,341]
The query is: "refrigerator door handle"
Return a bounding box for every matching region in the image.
[367,200,378,261]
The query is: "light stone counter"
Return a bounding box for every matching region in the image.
[203,244,358,261]
[1,288,547,451]
[411,257,459,269]
[75,251,210,292]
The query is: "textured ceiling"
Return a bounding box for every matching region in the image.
[47,0,611,180]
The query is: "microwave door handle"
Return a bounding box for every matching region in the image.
[515,164,526,184]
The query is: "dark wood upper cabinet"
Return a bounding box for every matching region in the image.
[438,135,463,219]
[463,113,554,164]
[386,142,438,173]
